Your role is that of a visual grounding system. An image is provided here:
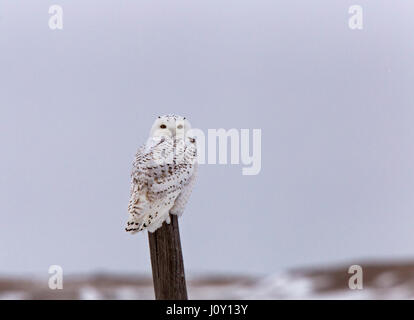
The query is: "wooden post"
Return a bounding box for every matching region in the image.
[148,214,188,300]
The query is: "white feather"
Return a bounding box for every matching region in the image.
[126,115,197,234]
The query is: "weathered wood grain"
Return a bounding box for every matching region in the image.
[148,214,188,300]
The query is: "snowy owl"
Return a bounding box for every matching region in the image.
[126,114,198,234]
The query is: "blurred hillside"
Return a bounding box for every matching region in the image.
[1,260,414,299]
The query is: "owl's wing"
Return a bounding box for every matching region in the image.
[147,139,196,202]
[126,144,150,233]
[126,137,196,233]
[170,162,198,217]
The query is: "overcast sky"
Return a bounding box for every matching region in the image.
[1,0,414,276]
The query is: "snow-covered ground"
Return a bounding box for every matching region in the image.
[2,261,414,299]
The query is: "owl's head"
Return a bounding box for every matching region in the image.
[150,114,192,139]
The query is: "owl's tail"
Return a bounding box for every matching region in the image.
[126,186,149,234]
[125,214,146,234]
[125,211,170,234]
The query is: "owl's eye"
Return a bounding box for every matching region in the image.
[177,124,183,129]
[189,138,196,143]
[160,124,167,129]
